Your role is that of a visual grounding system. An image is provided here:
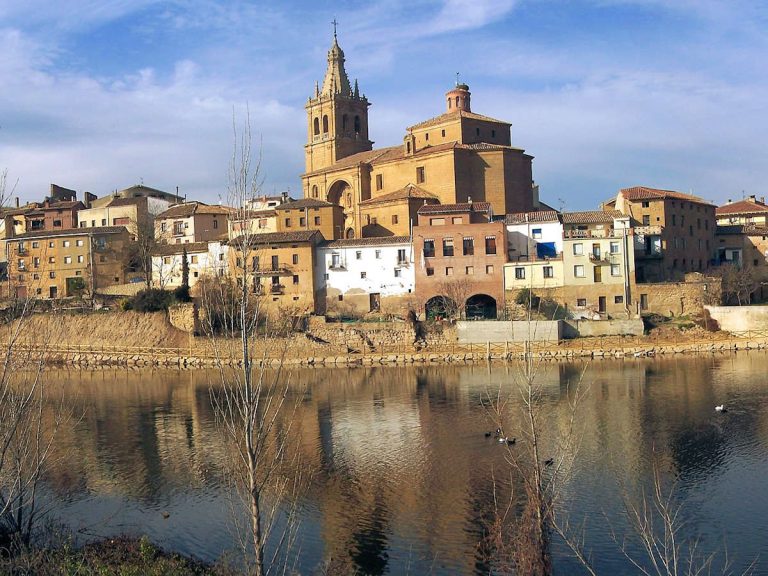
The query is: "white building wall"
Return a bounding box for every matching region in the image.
[506,221,563,262]
[152,241,229,288]
[316,242,415,297]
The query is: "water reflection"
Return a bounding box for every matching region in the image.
[34,353,768,574]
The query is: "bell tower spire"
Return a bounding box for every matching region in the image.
[304,26,373,174]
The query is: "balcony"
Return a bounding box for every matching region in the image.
[270,284,285,295]
[253,266,293,277]
[397,258,410,267]
[589,253,616,264]
[634,225,663,236]
[564,229,624,239]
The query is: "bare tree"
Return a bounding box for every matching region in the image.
[432,277,475,319]
[715,263,755,306]
[201,114,306,575]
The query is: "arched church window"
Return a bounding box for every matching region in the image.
[406,141,411,154]
[448,99,452,109]
[342,114,348,131]
[313,118,320,135]
[455,96,460,107]
[312,185,318,198]
[322,115,329,133]
[354,115,361,133]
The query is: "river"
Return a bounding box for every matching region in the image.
[33,352,768,574]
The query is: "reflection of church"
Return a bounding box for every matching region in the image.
[301,32,541,239]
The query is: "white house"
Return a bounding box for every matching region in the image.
[151,240,229,289]
[505,210,563,262]
[315,236,415,315]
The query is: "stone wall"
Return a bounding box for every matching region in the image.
[636,276,721,317]
[304,315,456,349]
[456,320,562,343]
[168,303,198,334]
[704,305,768,332]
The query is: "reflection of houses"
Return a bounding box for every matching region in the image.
[155,202,232,244]
[413,202,507,319]
[504,210,635,318]
[228,230,323,314]
[316,236,414,316]
[151,241,229,289]
[6,227,131,299]
[605,186,716,282]
[300,33,539,239]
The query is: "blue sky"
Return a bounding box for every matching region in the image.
[1,0,766,210]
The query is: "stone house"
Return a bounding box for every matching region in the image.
[155,202,232,244]
[274,198,345,240]
[413,202,507,319]
[6,226,131,299]
[315,236,414,316]
[606,186,716,283]
[78,195,173,236]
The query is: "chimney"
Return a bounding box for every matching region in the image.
[762,197,765,204]
[15,197,19,208]
[727,198,732,204]
[749,194,756,202]
[281,191,288,203]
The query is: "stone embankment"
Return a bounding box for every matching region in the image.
[3,310,767,368]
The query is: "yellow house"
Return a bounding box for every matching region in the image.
[155,202,232,244]
[274,198,345,240]
[300,33,540,239]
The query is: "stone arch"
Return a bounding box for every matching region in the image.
[322,115,329,133]
[311,184,318,198]
[327,180,351,207]
[425,295,457,320]
[465,294,497,320]
[313,117,320,136]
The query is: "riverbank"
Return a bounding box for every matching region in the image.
[3,310,767,367]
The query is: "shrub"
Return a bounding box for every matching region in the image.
[131,288,173,313]
[173,285,191,303]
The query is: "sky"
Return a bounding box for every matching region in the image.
[1,0,766,211]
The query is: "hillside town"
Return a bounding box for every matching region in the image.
[2,33,763,323]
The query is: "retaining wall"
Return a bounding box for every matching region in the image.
[563,318,644,338]
[705,305,768,332]
[456,320,562,343]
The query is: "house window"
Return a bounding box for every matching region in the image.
[375,250,381,259]
[355,251,362,260]
[53,219,62,227]
[32,242,39,248]
[331,254,340,268]
[573,243,583,255]
[466,266,474,275]
[641,201,650,208]
[423,239,435,258]
[463,237,474,255]
[284,218,291,227]
[610,241,620,254]
[299,217,306,227]
[430,218,445,226]
[77,255,84,263]
[392,215,399,225]
[441,129,446,137]
[213,219,218,229]
[397,249,407,264]
[442,238,454,256]
[314,216,321,225]
[611,264,621,276]
[532,228,542,239]
[515,267,525,279]
[163,257,171,265]
[452,217,462,224]
[191,255,198,264]
[484,236,496,255]
[80,222,86,228]
[76,240,83,247]
[33,273,39,280]
[376,174,383,190]
[48,257,55,264]
[49,271,56,279]
[48,242,54,248]
[577,298,587,307]
[293,275,299,285]
[361,271,367,279]
[174,222,184,235]
[271,255,279,269]
[292,254,299,265]
[394,268,402,277]
[63,240,70,247]
[161,222,167,232]
[445,266,454,276]
[642,215,650,225]
[101,219,107,226]
[416,166,425,184]
[574,265,585,278]
[486,265,494,274]
[615,295,624,304]
[426,268,435,276]
[64,256,72,264]
[543,266,554,278]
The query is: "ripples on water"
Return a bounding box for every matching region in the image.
[36,353,768,574]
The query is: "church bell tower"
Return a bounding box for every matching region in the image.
[304,28,372,173]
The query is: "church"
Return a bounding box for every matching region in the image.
[301,32,542,239]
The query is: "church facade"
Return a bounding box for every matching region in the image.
[301,33,540,239]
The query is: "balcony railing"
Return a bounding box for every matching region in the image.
[254,266,293,276]
[397,258,410,267]
[564,229,624,239]
[634,225,663,235]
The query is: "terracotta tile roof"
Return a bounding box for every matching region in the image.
[716,198,768,215]
[505,211,561,225]
[229,230,323,247]
[562,210,624,224]
[620,186,713,206]
[156,202,233,219]
[716,224,768,236]
[108,197,147,207]
[12,226,127,240]
[417,202,492,215]
[407,109,511,131]
[323,236,411,248]
[359,183,439,206]
[39,200,82,210]
[152,241,213,256]
[276,198,335,210]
